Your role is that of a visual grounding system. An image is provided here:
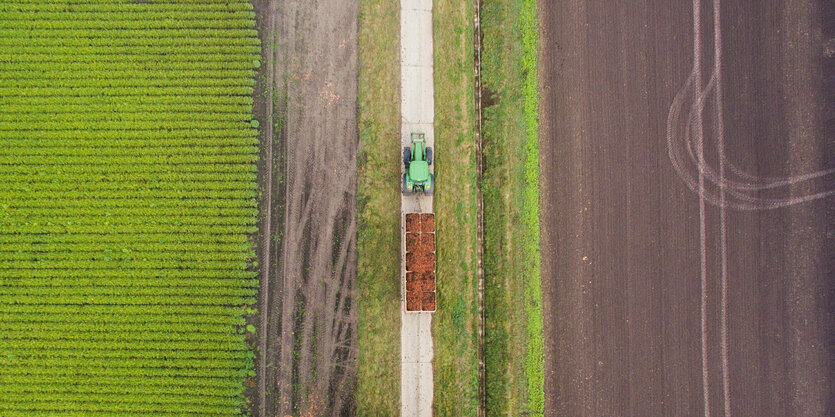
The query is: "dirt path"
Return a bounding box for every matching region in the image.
[540,0,833,416]
[252,0,360,415]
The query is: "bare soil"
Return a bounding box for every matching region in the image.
[540,1,833,416]
[252,0,359,415]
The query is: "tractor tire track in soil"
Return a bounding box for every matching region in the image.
[253,0,360,415]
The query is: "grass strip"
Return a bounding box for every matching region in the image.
[355,0,401,414]
[520,2,544,414]
[433,0,480,415]
[481,0,543,415]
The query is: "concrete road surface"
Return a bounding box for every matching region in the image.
[400,1,435,416]
[539,1,833,416]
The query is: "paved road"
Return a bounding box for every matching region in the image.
[399,1,435,416]
[539,1,833,416]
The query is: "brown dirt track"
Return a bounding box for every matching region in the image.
[252,0,359,415]
[539,1,833,416]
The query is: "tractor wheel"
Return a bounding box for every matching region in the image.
[424,174,434,195]
[402,173,411,194]
[425,147,433,165]
[403,147,411,169]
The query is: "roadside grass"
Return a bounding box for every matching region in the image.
[481,0,543,415]
[433,1,480,416]
[355,0,401,414]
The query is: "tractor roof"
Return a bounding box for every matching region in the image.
[408,160,430,182]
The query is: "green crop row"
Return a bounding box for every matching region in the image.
[1,374,244,391]
[0,34,258,48]
[0,176,254,187]
[0,293,254,305]
[0,41,259,53]
[0,255,250,268]
[0,303,250,316]
[1,53,261,67]
[0,186,254,198]
[0,126,256,139]
[0,9,254,21]
[1,197,256,209]
[0,182,255,194]
[2,142,258,154]
[0,398,241,415]
[0,69,253,82]
[0,361,248,378]
[0,282,256,296]
[0,85,254,97]
[0,119,251,131]
[0,271,254,283]
[0,59,256,73]
[4,0,250,3]
[0,236,249,250]
[0,411,236,417]
[1,278,256,290]
[0,351,243,365]
[1,142,255,154]
[0,251,255,263]
[0,212,254,225]
[1,391,238,407]
[4,383,243,400]
[0,355,245,372]
[4,385,241,401]
[0,205,256,219]
[0,309,250,324]
[0,324,250,342]
[0,18,254,31]
[0,338,247,354]
[0,94,253,106]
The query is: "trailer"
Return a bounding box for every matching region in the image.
[404,212,435,312]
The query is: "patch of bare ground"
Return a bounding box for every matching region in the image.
[252,0,360,415]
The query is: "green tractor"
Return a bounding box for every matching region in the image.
[403,132,434,195]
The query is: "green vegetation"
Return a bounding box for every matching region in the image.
[355,0,401,414]
[433,1,480,415]
[481,0,543,415]
[0,1,259,415]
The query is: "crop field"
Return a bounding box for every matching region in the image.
[0,1,260,415]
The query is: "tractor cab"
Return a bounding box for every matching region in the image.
[403,133,434,194]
